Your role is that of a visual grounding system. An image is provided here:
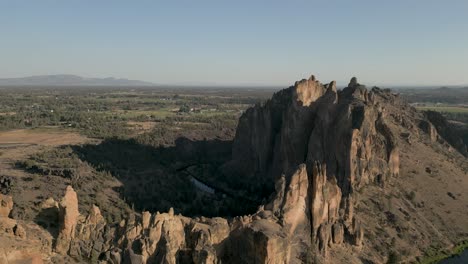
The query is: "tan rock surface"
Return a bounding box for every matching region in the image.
[0,194,13,218]
[0,194,52,264]
[55,186,79,254]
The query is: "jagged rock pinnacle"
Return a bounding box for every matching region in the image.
[349,77,359,87]
[55,185,79,254]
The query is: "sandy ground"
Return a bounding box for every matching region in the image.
[0,128,87,146]
[0,128,91,172]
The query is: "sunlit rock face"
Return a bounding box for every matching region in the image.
[0,194,13,218]
[0,194,52,264]
[55,186,80,255]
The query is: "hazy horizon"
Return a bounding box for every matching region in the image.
[1,1,467,86]
[1,73,467,89]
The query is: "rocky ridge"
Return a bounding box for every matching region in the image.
[1,74,467,263]
[51,76,401,263]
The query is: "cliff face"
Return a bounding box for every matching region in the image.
[226,76,328,189]
[226,77,399,195]
[225,75,402,259]
[422,110,468,156]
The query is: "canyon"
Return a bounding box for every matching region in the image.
[1,75,467,263]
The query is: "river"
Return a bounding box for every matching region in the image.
[439,249,468,264]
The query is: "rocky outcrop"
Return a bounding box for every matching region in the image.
[52,160,368,263]
[224,75,331,193]
[422,110,468,156]
[2,74,468,263]
[224,75,401,256]
[0,194,13,218]
[419,119,439,142]
[0,195,52,264]
[310,162,342,254]
[50,188,230,263]
[37,75,406,263]
[226,76,400,196]
[55,186,80,254]
[14,74,453,264]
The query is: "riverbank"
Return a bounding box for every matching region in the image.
[419,240,468,264]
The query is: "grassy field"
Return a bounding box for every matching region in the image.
[416,106,468,113]
[0,86,273,139]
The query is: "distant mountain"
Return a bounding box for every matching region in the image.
[0,74,155,86]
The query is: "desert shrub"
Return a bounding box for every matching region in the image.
[178,104,191,113]
[18,147,87,182]
[387,251,400,264]
[406,191,416,201]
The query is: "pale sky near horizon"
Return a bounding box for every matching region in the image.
[1,0,467,86]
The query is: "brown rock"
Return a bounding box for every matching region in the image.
[332,223,344,244]
[86,204,104,225]
[0,195,51,264]
[423,110,467,156]
[55,185,79,254]
[0,194,13,218]
[281,164,309,236]
[142,211,151,229]
[310,163,341,238]
[14,223,26,238]
[265,174,286,213]
[348,76,359,88]
[0,250,44,264]
[294,75,327,106]
[353,220,365,247]
[225,219,288,264]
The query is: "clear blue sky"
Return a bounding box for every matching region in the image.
[1,0,467,86]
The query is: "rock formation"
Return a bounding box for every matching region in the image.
[0,194,52,264]
[55,186,80,254]
[3,74,467,263]
[0,194,13,218]
[37,75,405,263]
[223,75,402,257]
[423,110,468,156]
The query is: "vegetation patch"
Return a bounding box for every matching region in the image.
[419,240,468,264]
